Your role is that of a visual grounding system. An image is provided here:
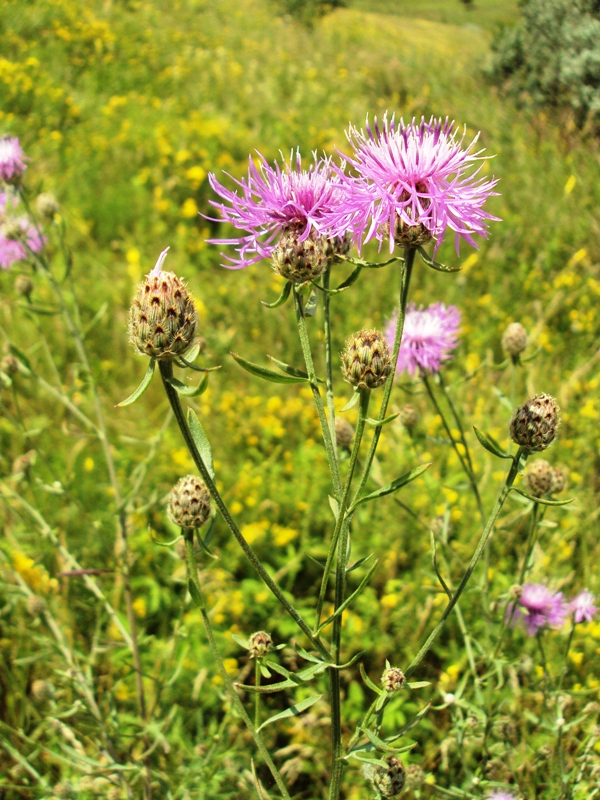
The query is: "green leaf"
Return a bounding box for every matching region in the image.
[417,246,462,272]
[366,413,399,427]
[328,495,339,520]
[21,303,61,315]
[261,280,292,309]
[336,254,403,269]
[235,678,297,694]
[267,356,312,381]
[360,663,383,695]
[341,392,360,412]
[407,681,431,690]
[294,645,328,665]
[164,371,209,397]
[473,426,512,459]
[231,634,250,650]
[359,727,398,754]
[231,352,308,384]
[187,579,203,608]
[116,359,156,407]
[349,463,432,512]
[187,409,214,479]
[6,344,32,372]
[510,487,575,506]
[344,754,389,767]
[257,694,322,732]
[346,554,374,574]
[303,287,319,317]
[385,703,431,742]
[316,561,378,634]
[334,264,363,291]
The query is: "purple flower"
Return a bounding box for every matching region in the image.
[207,151,343,269]
[0,192,44,269]
[510,583,568,636]
[569,589,597,624]
[386,302,461,377]
[325,114,499,254]
[0,136,27,184]
[486,792,517,800]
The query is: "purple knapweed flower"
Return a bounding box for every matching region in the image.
[0,192,44,270]
[510,583,568,636]
[486,791,517,800]
[207,151,343,269]
[325,114,499,254]
[0,137,27,184]
[569,589,597,624]
[386,302,461,377]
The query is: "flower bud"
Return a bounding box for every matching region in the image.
[14,273,34,298]
[509,584,523,600]
[341,329,392,390]
[128,249,197,360]
[325,232,352,260]
[272,227,327,282]
[31,679,54,703]
[168,475,211,529]
[399,404,419,430]
[550,465,567,494]
[373,755,406,798]
[35,193,59,221]
[249,630,273,657]
[509,393,560,451]
[502,322,528,359]
[1,354,18,376]
[1,218,25,242]
[381,666,405,693]
[53,781,77,799]
[334,416,354,450]
[26,595,46,617]
[523,459,553,497]
[405,764,425,789]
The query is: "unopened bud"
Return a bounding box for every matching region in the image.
[341,329,391,390]
[373,755,406,798]
[399,404,419,430]
[31,679,54,703]
[1,218,25,241]
[522,459,553,497]
[248,630,272,657]
[549,465,567,494]
[168,475,211,529]
[502,322,528,359]
[325,232,352,260]
[509,584,523,600]
[14,273,34,298]
[509,393,560,451]
[272,227,327,282]
[381,666,405,693]
[1,354,18,376]
[334,416,354,450]
[405,764,425,789]
[128,249,197,360]
[35,193,59,221]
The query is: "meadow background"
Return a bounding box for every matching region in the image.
[1,0,600,798]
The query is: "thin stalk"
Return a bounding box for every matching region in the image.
[182,532,292,800]
[293,287,341,499]
[404,448,524,680]
[158,361,329,660]
[352,247,415,504]
[255,659,261,730]
[327,388,370,800]
[322,264,338,462]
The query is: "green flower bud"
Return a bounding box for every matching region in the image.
[509,393,560,452]
[405,764,425,789]
[399,403,419,430]
[325,232,352,260]
[522,459,553,497]
[381,666,405,693]
[1,354,18,376]
[272,226,327,282]
[374,755,406,798]
[31,679,54,703]
[334,416,354,450]
[341,328,392,390]
[502,321,528,359]
[14,273,34,298]
[168,475,211,530]
[549,465,567,494]
[35,193,59,221]
[249,630,273,657]
[128,249,197,360]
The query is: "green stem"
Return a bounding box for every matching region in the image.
[405,448,524,680]
[323,264,338,462]
[255,658,261,730]
[293,287,342,499]
[158,360,329,660]
[182,531,292,800]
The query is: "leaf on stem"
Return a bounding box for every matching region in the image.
[346,554,374,574]
[257,694,322,732]
[231,352,308,384]
[348,463,432,512]
[316,561,378,634]
[328,495,340,520]
[359,663,383,695]
[357,728,403,755]
[187,409,215,479]
[116,359,156,407]
[187,579,203,608]
[509,487,575,506]
[341,391,360,411]
[261,280,292,309]
[472,427,512,459]
[384,703,432,742]
[366,413,399,427]
[417,246,462,273]
[267,355,317,381]
[334,264,363,291]
[303,286,319,317]
[163,371,209,397]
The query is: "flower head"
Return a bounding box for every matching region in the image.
[0,136,27,184]
[486,792,517,800]
[509,393,560,452]
[569,589,597,624]
[325,114,499,254]
[510,583,568,635]
[386,302,461,377]
[0,192,44,270]
[207,151,343,268]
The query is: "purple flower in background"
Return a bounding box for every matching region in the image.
[510,583,568,636]
[207,151,343,268]
[325,114,499,254]
[0,136,27,184]
[486,791,517,800]
[0,192,44,270]
[386,302,461,377]
[569,589,597,624]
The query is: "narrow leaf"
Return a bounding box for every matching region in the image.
[261,280,292,309]
[334,264,363,291]
[341,392,360,412]
[345,754,389,767]
[267,356,313,381]
[231,634,250,650]
[257,694,322,732]
[349,463,432,512]
[346,554,374,574]
[360,663,383,695]
[417,246,462,272]
[407,681,431,690]
[366,413,399,427]
[165,371,209,397]
[316,561,378,634]
[473,426,512,459]
[304,287,319,317]
[328,495,339,520]
[294,645,328,665]
[116,359,156,407]
[510,487,575,507]
[359,727,398,754]
[235,679,297,694]
[385,703,431,742]
[187,579,203,608]
[187,409,215,478]
[231,352,308,384]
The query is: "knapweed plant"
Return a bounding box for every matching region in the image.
[2,116,598,800]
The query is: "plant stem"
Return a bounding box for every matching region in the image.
[322,264,338,463]
[158,361,329,660]
[404,448,524,680]
[255,658,261,730]
[182,532,292,800]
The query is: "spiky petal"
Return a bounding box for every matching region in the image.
[386,302,461,377]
